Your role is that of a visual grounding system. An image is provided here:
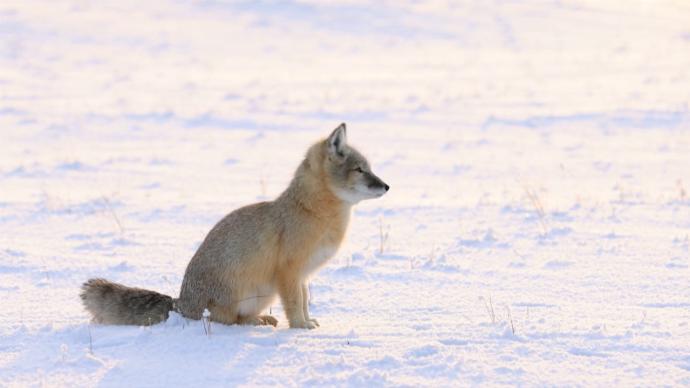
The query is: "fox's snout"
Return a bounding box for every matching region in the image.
[367,173,389,194]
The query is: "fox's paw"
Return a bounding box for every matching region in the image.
[307,318,320,327]
[259,315,278,327]
[240,315,278,327]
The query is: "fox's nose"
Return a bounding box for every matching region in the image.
[384,184,390,192]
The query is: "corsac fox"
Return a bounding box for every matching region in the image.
[81,124,389,329]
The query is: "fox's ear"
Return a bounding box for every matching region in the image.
[327,123,347,157]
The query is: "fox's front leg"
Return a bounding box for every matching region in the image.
[277,273,317,329]
[302,283,319,327]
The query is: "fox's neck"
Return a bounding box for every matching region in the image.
[279,158,350,220]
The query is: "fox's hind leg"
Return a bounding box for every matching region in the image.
[207,303,240,325]
[259,315,278,326]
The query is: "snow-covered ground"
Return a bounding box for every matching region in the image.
[2,0,690,386]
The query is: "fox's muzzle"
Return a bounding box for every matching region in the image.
[366,172,390,193]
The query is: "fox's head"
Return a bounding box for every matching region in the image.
[321,123,389,204]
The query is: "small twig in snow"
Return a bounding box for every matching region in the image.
[378,217,390,255]
[102,196,124,234]
[524,187,548,236]
[482,296,496,324]
[506,306,516,335]
[202,308,212,336]
[88,324,93,354]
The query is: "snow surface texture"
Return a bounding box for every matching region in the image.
[1,0,690,386]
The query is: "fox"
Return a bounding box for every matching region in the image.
[80,123,389,329]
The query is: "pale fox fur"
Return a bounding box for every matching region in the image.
[81,124,389,329]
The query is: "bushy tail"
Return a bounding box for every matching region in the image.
[80,278,174,326]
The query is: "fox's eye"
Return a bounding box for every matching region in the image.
[354,167,364,173]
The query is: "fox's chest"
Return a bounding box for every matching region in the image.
[303,245,338,277]
[293,208,350,277]
[301,220,348,277]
